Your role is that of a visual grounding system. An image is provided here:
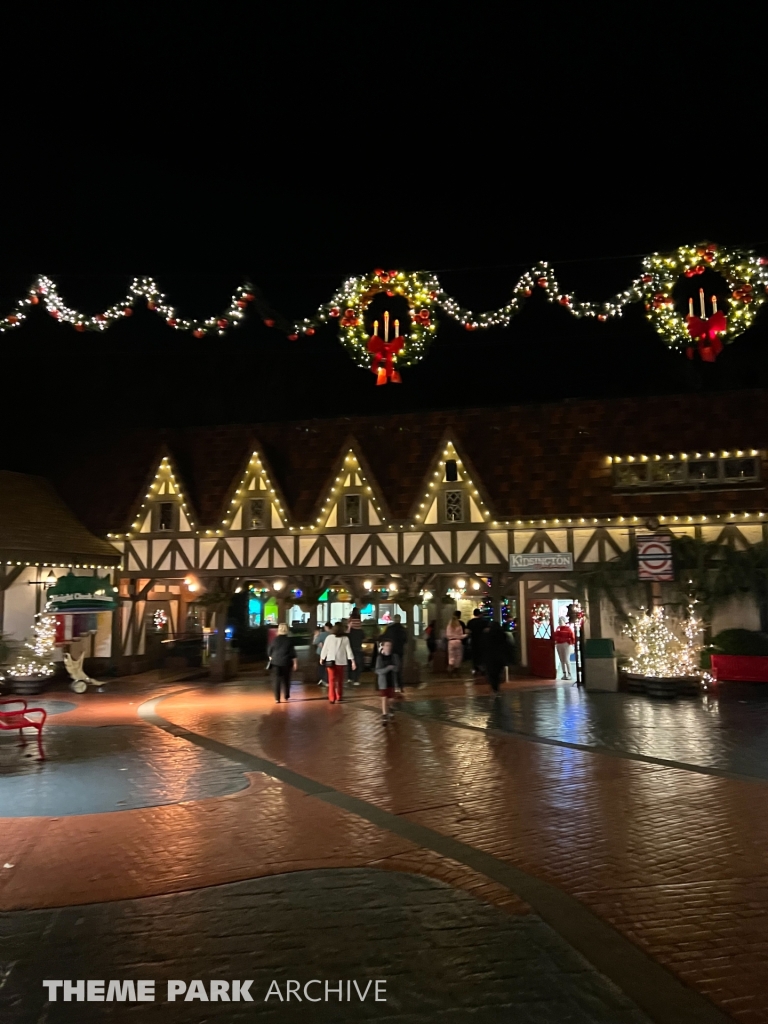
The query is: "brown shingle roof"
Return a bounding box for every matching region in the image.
[53,390,768,534]
[0,471,121,564]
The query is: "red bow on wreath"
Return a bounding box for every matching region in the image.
[685,310,726,362]
[367,334,404,385]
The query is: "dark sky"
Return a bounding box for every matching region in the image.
[3,16,767,475]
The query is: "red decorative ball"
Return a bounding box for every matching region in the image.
[217,318,228,328]
[243,292,254,301]
[74,323,85,332]
[264,318,275,328]
[236,300,247,308]
[559,297,570,306]
[464,323,476,331]
[330,308,340,317]
[7,315,18,324]
[374,267,385,277]
[386,290,395,297]
[94,313,106,321]
[123,307,133,316]
[305,328,315,336]
[388,270,398,279]
[193,329,205,338]
[641,274,653,283]
[523,288,532,297]
[167,318,177,327]
[288,333,299,341]
[50,309,60,318]
[537,277,548,288]
[429,291,438,299]
[29,295,39,305]
[147,301,156,310]
[597,314,607,322]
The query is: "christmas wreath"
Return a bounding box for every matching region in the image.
[641,242,768,360]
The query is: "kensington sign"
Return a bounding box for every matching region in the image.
[509,552,574,572]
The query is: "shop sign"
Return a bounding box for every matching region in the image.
[509,552,574,572]
[46,573,118,613]
[636,535,674,581]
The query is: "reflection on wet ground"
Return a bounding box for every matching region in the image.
[400,686,768,779]
[0,725,248,815]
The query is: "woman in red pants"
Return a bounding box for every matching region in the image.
[319,622,356,703]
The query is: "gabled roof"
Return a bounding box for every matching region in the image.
[50,389,768,535]
[0,471,121,564]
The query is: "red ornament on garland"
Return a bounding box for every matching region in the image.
[147,301,156,310]
[288,333,298,341]
[305,327,315,336]
[167,318,177,326]
[537,277,548,288]
[193,329,205,338]
[29,295,39,305]
[236,300,247,308]
[264,318,275,327]
[329,308,340,317]
[217,318,228,328]
[74,323,85,332]
[243,293,254,301]
[123,307,133,316]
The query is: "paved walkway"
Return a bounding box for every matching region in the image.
[1,669,765,1022]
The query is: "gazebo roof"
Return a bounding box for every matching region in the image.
[0,471,120,566]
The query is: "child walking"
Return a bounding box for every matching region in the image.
[375,640,400,724]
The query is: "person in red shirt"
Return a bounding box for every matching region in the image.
[553,618,575,680]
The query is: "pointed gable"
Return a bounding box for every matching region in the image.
[412,437,493,526]
[311,441,390,530]
[215,449,288,532]
[125,453,198,538]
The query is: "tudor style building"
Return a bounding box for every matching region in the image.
[50,389,768,678]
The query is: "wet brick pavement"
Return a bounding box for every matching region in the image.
[0,868,652,1024]
[0,724,248,815]
[397,686,768,779]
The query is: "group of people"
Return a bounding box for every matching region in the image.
[425,609,515,692]
[267,608,408,725]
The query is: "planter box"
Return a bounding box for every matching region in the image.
[624,673,701,698]
[710,655,768,683]
[4,675,51,696]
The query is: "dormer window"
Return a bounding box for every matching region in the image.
[155,502,176,531]
[249,497,266,529]
[343,494,362,526]
[444,490,464,523]
[445,459,458,482]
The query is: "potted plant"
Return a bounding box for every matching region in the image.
[5,614,57,695]
[621,606,707,698]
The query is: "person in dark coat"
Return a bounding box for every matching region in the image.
[267,624,298,702]
[381,615,407,692]
[348,618,365,686]
[465,607,488,677]
[483,622,513,693]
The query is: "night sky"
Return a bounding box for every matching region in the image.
[3,18,767,478]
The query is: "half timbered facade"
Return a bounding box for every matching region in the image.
[47,390,768,675]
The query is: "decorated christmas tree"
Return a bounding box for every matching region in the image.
[7,613,56,679]
[623,605,706,678]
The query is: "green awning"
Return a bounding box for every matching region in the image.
[47,572,118,613]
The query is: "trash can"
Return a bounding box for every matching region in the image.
[584,638,618,692]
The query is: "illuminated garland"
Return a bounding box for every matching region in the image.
[0,244,765,369]
[0,277,262,337]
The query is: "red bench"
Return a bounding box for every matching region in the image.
[0,697,47,759]
[710,655,768,683]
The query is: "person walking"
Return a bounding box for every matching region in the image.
[465,607,488,678]
[267,624,298,703]
[375,639,400,724]
[348,617,365,686]
[313,621,333,686]
[320,622,356,704]
[444,611,465,676]
[483,622,513,693]
[553,617,576,680]
[381,614,407,693]
[425,619,437,663]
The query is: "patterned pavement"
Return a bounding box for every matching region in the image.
[1,671,765,1022]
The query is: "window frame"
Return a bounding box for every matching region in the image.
[613,456,761,490]
[154,501,178,532]
[342,493,363,527]
[248,496,267,530]
[443,489,465,523]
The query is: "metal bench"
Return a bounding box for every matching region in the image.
[0,697,47,759]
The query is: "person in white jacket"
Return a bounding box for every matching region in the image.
[320,622,356,703]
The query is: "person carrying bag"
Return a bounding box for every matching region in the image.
[320,622,356,704]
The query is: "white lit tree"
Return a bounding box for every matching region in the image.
[7,613,56,678]
[623,605,707,679]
